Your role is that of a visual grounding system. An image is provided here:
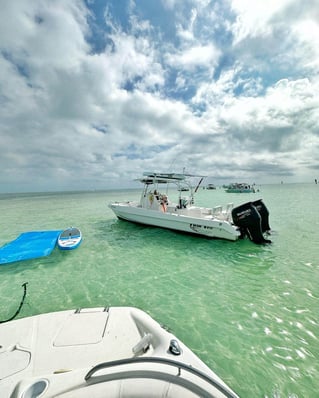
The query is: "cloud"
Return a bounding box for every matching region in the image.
[0,0,318,192]
[231,0,293,43]
[166,44,221,71]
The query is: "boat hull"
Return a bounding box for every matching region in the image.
[225,189,254,193]
[109,203,240,241]
[108,172,270,244]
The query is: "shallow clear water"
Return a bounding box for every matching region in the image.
[0,184,318,397]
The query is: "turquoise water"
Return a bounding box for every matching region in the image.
[0,184,318,397]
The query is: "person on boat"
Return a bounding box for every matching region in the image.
[158,193,168,212]
[148,192,154,205]
[161,194,168,204]
[154,190,159,200]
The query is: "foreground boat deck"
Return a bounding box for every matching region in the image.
[0,307,239,397]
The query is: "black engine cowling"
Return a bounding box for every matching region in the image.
[232,200,271,244]
[252,199,270,233]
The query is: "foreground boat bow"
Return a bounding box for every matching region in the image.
[0,306,239,397]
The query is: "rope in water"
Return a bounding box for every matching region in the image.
[0,282,28,324]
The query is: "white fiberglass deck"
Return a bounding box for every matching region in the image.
[0,307,239,398]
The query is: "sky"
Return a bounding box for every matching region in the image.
[0,0,319,193]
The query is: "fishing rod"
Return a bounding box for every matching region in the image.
[194,177,204,193]
[0,282,28,324]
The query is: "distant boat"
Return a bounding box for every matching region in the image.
[225,183,255,193]
[57,227,82,250]
[206,184,216,190]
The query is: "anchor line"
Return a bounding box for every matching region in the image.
[0,282,28,323]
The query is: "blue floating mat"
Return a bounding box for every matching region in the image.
[0,230,62,265]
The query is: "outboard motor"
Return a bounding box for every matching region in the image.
[252,199,271,233]
[232,201,271,244]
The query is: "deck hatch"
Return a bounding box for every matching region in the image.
[54,312,108,346]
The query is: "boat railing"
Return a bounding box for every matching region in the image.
[85,356,238,398]
[212,204,233,217]
[212,206,223,216]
